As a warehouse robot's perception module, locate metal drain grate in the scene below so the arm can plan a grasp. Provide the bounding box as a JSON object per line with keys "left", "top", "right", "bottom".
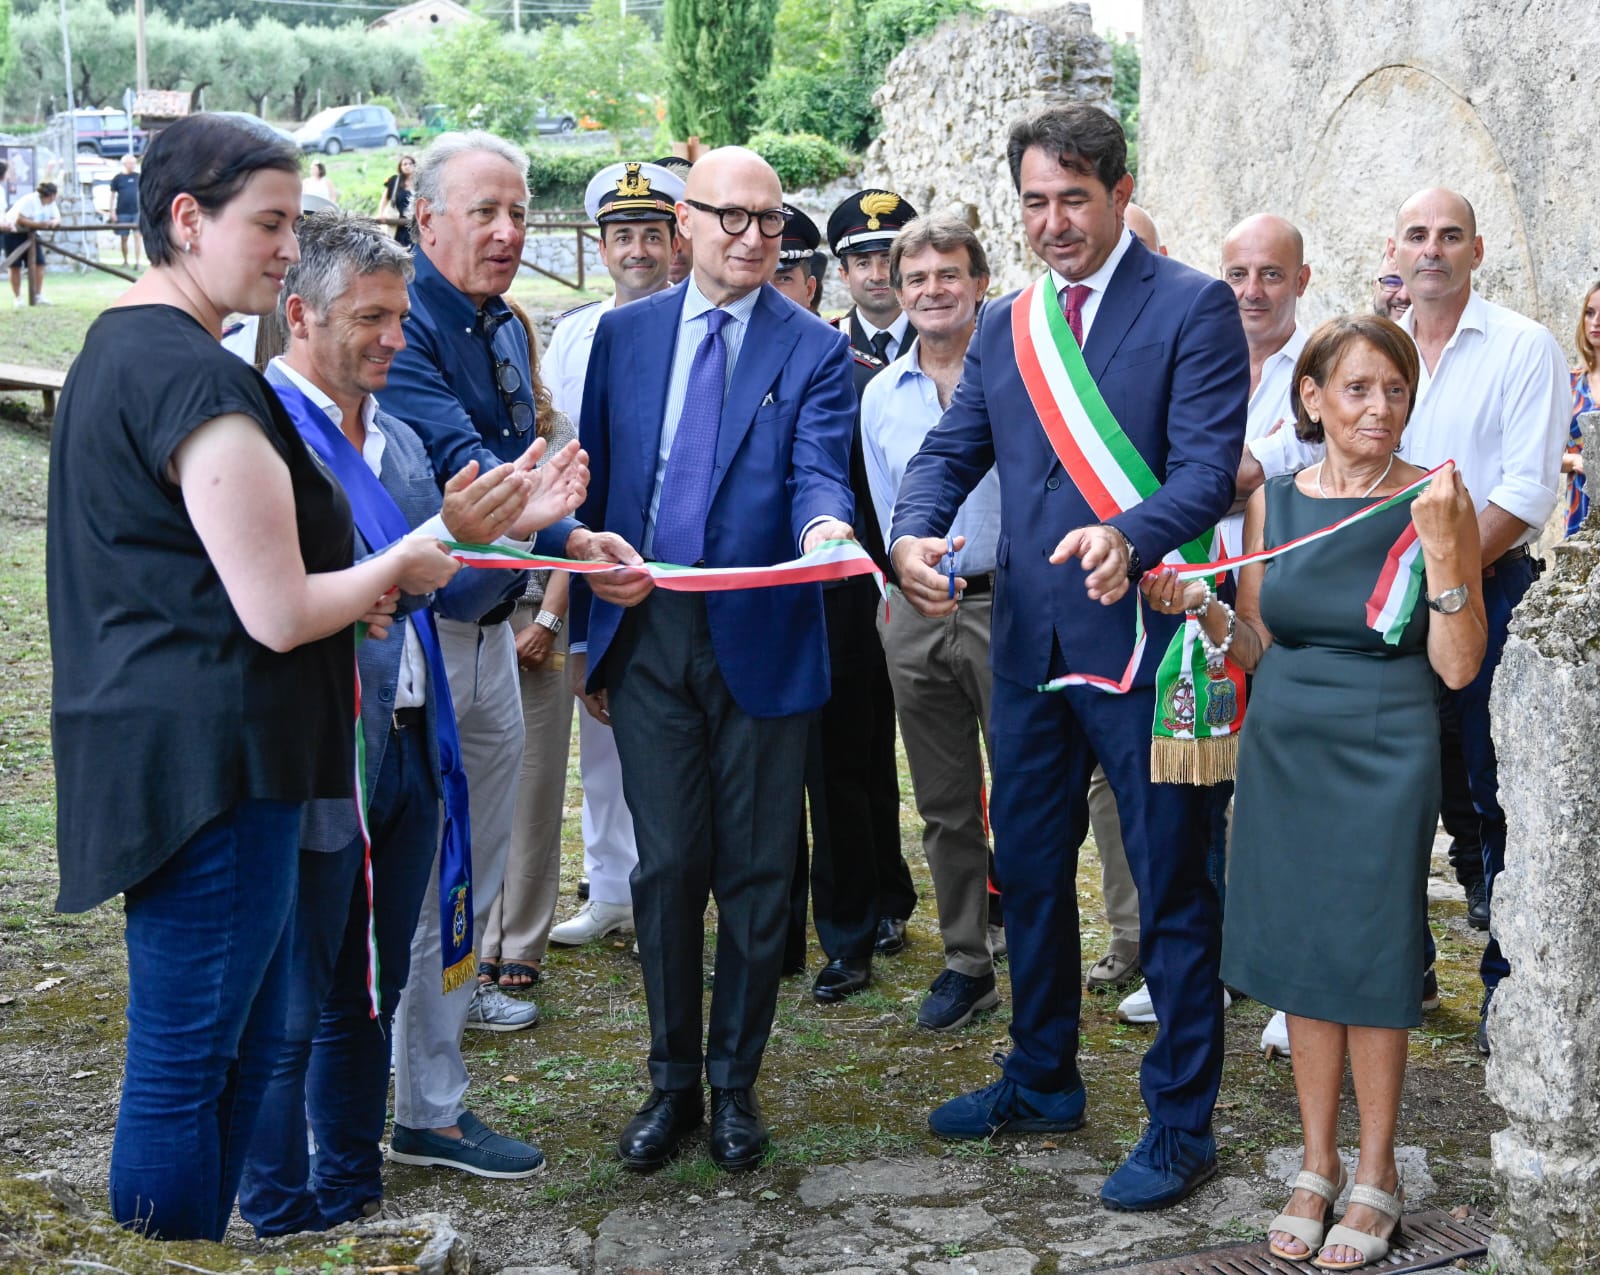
{"left": 1079, "top": 1207, "right": 1492, "bottom": 1274}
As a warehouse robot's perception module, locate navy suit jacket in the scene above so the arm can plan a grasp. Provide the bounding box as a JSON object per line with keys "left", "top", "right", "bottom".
{"left": 572, "top": 282, "right": 856, "bottom": 719}
{"left": 890, "top": 237, "right": 1249, "bottom": 689}
{"left": 271, "top": 368, "right": 524, "bottom": 852}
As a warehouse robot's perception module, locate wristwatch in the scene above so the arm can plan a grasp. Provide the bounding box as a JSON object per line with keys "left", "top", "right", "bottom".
{"left": 534, "top": 609, "right": 565, "bottom": 634}
{"left": 1104, "top": 525, "right": 1142, "bottom": 580}
{"left": 1426, "top": 584, "right": 1469, "bottom": 615}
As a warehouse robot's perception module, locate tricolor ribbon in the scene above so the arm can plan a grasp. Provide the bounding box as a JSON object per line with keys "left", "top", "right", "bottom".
{"left": 448, "top": 537, "right": 886, "bottom": 597}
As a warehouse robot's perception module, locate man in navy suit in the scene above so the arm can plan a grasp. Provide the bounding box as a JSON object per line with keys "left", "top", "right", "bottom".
{"left": 570, "top": 147, "right": 857, "bottom": 1172}
{"left": 238, "top": 215, "right": 589, "bottom": 1232}
{"left": 889, "top": 104, "right": 1248, "bottom": 1210}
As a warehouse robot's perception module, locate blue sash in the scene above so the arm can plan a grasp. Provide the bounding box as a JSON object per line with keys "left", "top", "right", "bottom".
{"left": 275, "top": 379, "right": 478, "bottom": 996}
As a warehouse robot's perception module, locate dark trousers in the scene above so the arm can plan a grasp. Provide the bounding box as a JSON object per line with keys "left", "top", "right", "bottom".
{"left": 610, "top": 591, "right": 810, "bottom": 1091}
{"left": 790, "top": 580, "right": 912, "bottom": 963}
{"left": 1441, "top": 553, "right": 1536, "bottom": 993}
{"left": 239, "top": 723, "right": 439, "bottom": 1236}
{"left": 110, "top": 799, "right": 301, "bottom": 1241}
{"left": 988, "top": 668, "right": 1223, "bottom": 1134}
{"left": 1438, "top": 698, "right": 1485, "bottom": 887}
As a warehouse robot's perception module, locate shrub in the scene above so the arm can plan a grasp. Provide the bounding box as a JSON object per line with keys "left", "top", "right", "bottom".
{"left": 525, "top": 147, "right": 619, "bottom": 210}
{"left": 747, "top": 131, "right": 853, "bottom": 191}
{"left": 753, "top": 66, "right": 874, "bottom": 151}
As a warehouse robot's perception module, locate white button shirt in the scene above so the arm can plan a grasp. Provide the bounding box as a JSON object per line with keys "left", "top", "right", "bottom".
{"left": 1397, "top": 291, "right": 1569, "bottom": 544}
{"left": 542, "top": 297, "right": 616, "bottom": 422}
{"left": 1048, "top": 225, "right": 1136, "bottom": 344}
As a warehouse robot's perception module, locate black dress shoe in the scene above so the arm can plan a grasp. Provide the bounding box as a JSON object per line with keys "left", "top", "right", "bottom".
{"left": 1466, "top": 877, "right": 1490, "bottom": 930}
{"left": 811, "top": 955, "right": 871, "bottom": 1003}
{"left": 874, "top": 916, "right": 908, "bottom": 955}
{"left": 617, "top": 1087, "right": 703, "bottom": 1171}
{"left": 708, "top": 1087, "right": 769, "bottom": 1171}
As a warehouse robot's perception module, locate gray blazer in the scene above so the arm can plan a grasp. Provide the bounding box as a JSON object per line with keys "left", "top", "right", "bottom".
{"left": 264, "top": 364, "right": 525, "bottom": 852}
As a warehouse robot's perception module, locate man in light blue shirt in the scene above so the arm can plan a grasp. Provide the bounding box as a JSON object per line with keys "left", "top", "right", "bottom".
{"left": 861, "top": 213, "right": 1004, "bottom": 1033}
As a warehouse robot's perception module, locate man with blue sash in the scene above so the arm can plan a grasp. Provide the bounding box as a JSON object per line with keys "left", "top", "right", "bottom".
{"left": 239, "top": 215, "right": 588, "bottom": 1232}
{"left": 888, "top": 105, "right": 1248, "bottom": 1211}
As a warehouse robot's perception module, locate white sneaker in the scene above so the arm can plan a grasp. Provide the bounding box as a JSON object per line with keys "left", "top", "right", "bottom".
{"left": 34, "top": 294, "right": 51, "bottom": 306}
{"left": 1115, "top": 982, "right": 1231, "bottom": 1025}
{"left": 548, "top": 899, "right": 634, "bottom": 947}
{"left": 1261, "top": 1009, "right": 1291, "bottom": 1058}
{"left": 465, "top": 983, "right": 539, "bottom": 1032}
{"left": 11, "top": 296, "right": 22, "bottom": 309}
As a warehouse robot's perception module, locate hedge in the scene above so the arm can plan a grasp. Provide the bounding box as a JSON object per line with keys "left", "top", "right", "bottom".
{"left": 747, "top": 131, "right": 854, "bottom": 192}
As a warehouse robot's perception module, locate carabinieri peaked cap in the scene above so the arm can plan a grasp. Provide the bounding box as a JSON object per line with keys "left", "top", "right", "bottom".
{"left": 778, "top": 204, "right": 821, "bottom": 264}
{"left": 584, "top": 161, "right": 685, "bottom": 226}
{"left": 827, "top": 188, "right": 919, "bottom": 257}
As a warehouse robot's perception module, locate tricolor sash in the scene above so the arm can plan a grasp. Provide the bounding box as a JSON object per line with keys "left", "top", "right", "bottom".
{"left": 276, "top": 382, "right": 479, "bottom": 1002}
{"left": 1011, "top": 274, "right": 1243, "bottom": 784}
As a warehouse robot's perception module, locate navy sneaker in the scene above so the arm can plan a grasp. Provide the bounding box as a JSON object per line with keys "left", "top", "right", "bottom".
{"left": 1100, "top": 1122, "right": 1217, "bottom": 1211}
{"left": 917, "top": 968, "right": 1000, "bottom": 1032}
{"left": 387, "top": 1109, "right": 545, "bottom": 1179}
{"left": 929, "top": 1074, "right": 1087, "bottom": 1140}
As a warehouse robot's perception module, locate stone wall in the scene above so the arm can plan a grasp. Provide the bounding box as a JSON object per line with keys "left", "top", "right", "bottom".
{"left": 863, "top": 3, "right": 1115, "bottom": 294}
{"left": 1140, "top": 0, "right": 1600, "bottom": 335}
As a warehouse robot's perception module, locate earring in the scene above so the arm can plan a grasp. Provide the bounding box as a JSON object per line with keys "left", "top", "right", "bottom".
{"left": 1309, "top": 413, "right": 1319, "bottom": 424}
{"left": 185, "top": 240, "right": 194, "bottom": 254}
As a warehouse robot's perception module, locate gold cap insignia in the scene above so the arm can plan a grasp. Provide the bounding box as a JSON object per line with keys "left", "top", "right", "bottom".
{"left": 616, "top": 163, "right": 652, "bottom": 199}
{"left": 860, "top": 191, "right": 901, "bottom": 231}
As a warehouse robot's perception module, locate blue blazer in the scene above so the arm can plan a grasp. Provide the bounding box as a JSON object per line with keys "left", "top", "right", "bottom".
{"left": 572, "top": 283, "right": 856, "bottom": 719}
{"left": 890, "top": 237, "right": 1249, "bottom": 689}
{"left": 270, "top": 367, "right": 524, "bottom": 852}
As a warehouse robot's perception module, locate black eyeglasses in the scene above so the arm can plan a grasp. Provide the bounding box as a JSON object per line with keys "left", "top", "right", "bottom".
{"left": 480, "top": 309, "right": 535, "bottom": 435}
{"left": 684, "top": 198, "right": 787, "bottom": 239}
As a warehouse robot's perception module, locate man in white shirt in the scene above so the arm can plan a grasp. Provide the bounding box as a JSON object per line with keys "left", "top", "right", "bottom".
{"left": 541, "top": 160, "right": 684, "bottom": 948}
{"left": 6, "top": 180, "right": 61, "bottom": 307}
{"left": 1389, "top": 186, "right": 1569, "bottom": 1054}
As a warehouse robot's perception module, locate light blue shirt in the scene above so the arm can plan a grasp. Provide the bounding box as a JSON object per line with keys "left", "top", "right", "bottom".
{"left": 863, "top": 337, "right": 1002, "bottom": 575}
{"left": 643, "top": 277, "right": 762, "bottom": 556}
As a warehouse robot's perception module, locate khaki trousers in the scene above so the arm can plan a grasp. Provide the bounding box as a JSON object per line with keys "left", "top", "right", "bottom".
{"left": 1089, "top": 765, "right": 1139, "bottom": 958}
{"left": 877, "top": 593, "right": 994, "bottom": 978}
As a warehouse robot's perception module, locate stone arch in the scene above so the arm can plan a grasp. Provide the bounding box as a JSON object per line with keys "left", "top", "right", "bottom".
{"left": 1291, "top": 62, "right": 1538, "bottom": 325}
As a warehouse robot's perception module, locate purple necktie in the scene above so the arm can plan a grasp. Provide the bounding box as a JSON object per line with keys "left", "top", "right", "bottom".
{"left": 653, "top": 308, "right": 732, "bottom": 566}
{"left": 1061, "top": 284, "right": 1090, "bottom": 346}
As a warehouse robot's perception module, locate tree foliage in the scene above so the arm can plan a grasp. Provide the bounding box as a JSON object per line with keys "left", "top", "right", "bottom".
{"left": 420, "top": 18, "right": 542, "bottom": 140}
{"left": 1109, "top": 30, "right": 1140, "bottom": 179}
{"left": 663, "top": 0, "right": 778, "bottom": 148}
{"left": 531, "top": 0, "right": 664, "bottom": 153}
{"left": 0, "top": 0, "right": 13, "bottom": 98}
{"left": 756, "top": 0, "right": 977, "bottom": 150}
{"left": 2, "top": 0, "right": 426, "bottom": 122}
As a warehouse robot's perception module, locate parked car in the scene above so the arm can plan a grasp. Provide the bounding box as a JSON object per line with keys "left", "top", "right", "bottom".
{"left": 213, "top": 110, "right": 297, "bottom": 145}
{"left": 535, "top": 107, "right": 577, "bottom": 135}
{"left": 294, "top": 104, "right": 400, "bottom": 155}
{"left": 56, "top": 108, "right": 148, "bottom": 158}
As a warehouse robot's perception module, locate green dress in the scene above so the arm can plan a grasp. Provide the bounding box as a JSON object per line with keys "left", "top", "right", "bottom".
{"left": 1222, "top": 475, "right": 1438, "bottom": 1029}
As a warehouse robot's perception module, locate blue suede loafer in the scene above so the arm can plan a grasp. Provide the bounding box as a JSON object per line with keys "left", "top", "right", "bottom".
{"left": 387, "top": 1109, "right": 545, "bottom": 1179}
{"left": 928, "top": 1075, "right": 1087, "bottom": 1140}
{"left": 1100, "top": 1122, "right": 1217, "bottom": 1211}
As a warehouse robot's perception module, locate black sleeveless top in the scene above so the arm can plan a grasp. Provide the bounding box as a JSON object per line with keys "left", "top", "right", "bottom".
{"left": 48, "top": 304, "right": 354, "bottom": 911}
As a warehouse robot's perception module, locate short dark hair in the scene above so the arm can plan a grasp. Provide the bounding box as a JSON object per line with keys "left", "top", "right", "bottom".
{"left": 888, "top": 213, "right": 991, "bottom": 289}
{"left": 1291, "top": 315, "right": 1421, "bottom": 444}
{"left": 139, "top": 113, "right": 301, "bottom": 267}
{"left": 1006, "top": 104, "right": 1127, "bottom": 193}
{"left": 37, "top": 181, "right": 58, "bottom": 199}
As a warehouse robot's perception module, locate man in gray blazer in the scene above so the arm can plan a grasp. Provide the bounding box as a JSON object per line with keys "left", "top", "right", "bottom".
{"left": 238, "top": 215, "right": 588, "bottom": 1234}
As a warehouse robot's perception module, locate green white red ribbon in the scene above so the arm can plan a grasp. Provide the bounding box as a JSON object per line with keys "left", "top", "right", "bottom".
{"left": 1365, "top": 523, "right": 1425, "bottom": 645}
{"left": 447, "top": 536, "right": 885, "bottom": 596}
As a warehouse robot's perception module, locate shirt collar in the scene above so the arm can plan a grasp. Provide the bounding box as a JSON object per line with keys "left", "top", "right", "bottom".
{"left": 680, "top": 274, "right": 762, "bottom": 328}
{"left": 270, "top": 356, "right": 379, "bottom": 435}
{"left": 411, "top": 244, "right": 490, "bottom": 335}
{"left": 1400, "top": 288, "right": 1487, "bottom": 343}
{"left": 1049, "top": 226, "right": 1136, "bottom": 297}
{"left": 892, "top": 336, "right": 926, "bottom": 385}
{"left": 862, "top": 311, "right": 911, "bottom": 346}
{"left": 1262, "top": 323, "right": 1309, "bottom": 374}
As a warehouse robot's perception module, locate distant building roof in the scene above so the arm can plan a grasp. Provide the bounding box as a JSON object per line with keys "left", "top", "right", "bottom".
{"left": 133, "top": 89, "right": 192, "bottom": 121}
{"left": 367, "top": 0, "right": 475, "bottom": 32}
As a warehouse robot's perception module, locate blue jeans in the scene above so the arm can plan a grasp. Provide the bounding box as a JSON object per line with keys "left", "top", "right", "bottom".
{"left": 109, "top": 799, "right": 300, "bottom": 1241}
{"left": 239, "top": 723, "right": 439, "bottom": 1236}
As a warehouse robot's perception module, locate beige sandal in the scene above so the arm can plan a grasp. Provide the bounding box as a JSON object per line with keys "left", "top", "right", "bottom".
{"left": 1268, "top": 1165, "right": 1347, "bottom": 1262}
{"left": 1315, "top": 1182, "right": 1405, "bottom": 1270}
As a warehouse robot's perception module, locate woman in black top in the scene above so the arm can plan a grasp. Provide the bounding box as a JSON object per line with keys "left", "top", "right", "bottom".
{"left": 378, "top": 153, "right": 416, "bottom": 248}
{"left": 47, "top": 113, "right": 461, "bottom": 1243}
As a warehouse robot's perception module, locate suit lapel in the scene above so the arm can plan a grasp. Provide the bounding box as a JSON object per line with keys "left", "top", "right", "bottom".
{"left": 1082, "top": 239, "right": 1156, "bottom": 381}
{"left": 628, "top": 288, "right": 686, "bottom": 487}
{"left": 708, "top": 287, "right": 799, "bottom": 506}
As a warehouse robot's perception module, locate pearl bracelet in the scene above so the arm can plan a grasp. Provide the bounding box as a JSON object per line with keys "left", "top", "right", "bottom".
{"left": 1185, "top": 582, "right": 1214, "bottom": 619}
{"left": 1197, "top": 598, "right": 1236, "bottom": 664}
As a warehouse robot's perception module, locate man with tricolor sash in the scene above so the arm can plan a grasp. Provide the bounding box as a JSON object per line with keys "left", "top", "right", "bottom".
{"left": 888, "top": 103, "right": 1249, "bottom": 1211}
{"left": 240, "top": 214, "right": 587, "bottom": 1227}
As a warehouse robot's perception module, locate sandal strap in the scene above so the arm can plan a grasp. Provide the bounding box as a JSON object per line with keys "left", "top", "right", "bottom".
{"left": 1293, "top": 1168, "right": 1343, "bottom": 1205}
{"left": 1320, "top": 1221, "right": 1392, "bottom": 1267}
{"left": 1269, "top": 1210, "right": 1326, "bottom": 1251}
{"left": 1347, "top": 1182, "right": 1403, "bottom": 1221}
